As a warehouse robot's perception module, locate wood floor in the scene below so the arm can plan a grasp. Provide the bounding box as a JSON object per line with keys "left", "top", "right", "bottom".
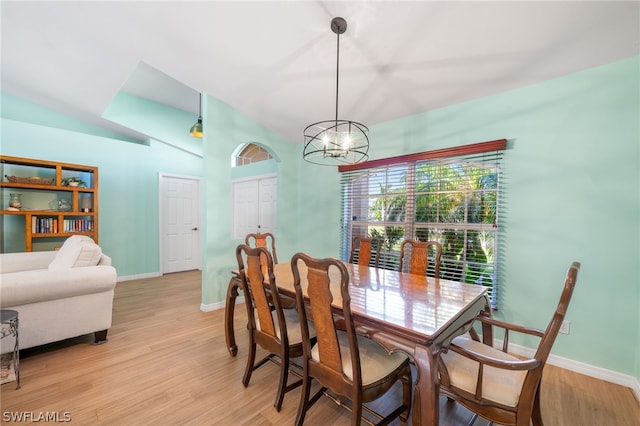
{"left": 2, "top": 270, "right": 638, "bottom": 425}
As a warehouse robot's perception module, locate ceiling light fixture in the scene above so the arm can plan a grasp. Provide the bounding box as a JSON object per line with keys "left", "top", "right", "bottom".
{"left": 303, "top": 17, "right": 369, "bottom": 165}
{"left": 190, "top": 93, "right": 203, "bottom": 138}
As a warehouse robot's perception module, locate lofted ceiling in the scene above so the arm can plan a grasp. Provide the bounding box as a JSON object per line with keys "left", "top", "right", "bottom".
{"left": 1, "top": 1, "right": 638, "bottom": 145}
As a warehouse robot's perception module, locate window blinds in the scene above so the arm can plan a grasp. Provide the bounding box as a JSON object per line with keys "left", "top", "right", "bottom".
{"left": 339, "top": 139, "right": 506, "bottom": 308}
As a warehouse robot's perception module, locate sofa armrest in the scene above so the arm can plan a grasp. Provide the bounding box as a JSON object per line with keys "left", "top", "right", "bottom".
{"left": 0, "top": 251, "right": 57, "bottom": 274}
{"left": 0, "top": 265, "right": 117, "bottom": 308}
{"left": 97, "top": 254, "right": 112, "bottom": 266}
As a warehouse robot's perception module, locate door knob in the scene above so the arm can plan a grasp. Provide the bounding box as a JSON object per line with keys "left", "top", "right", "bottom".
{"left": 192, "top": 227, "right": 198, "bottom": 231}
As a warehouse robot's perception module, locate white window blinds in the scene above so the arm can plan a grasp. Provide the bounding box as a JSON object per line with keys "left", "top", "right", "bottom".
{"left": 339, "top": 139, "right": 506, "bottom": 308}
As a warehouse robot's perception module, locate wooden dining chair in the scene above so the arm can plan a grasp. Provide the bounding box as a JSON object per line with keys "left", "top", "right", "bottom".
{"left": 291, "top": 252, "right": 412, "bottom": 426}
{"left": 245, "top": 231, "right": 297, "bottom": 308}
{"left": 348, "top": 236, "right": 382, "bottom": 268}
{"left": 438, "top": 261, "right": 581, "bottom": 426}
{"left": 398, "top": 239, "right": 442, "bottom": 277}
{"left": 245, "top": 232, "right": 278, "bottom": 263}
{"left": 235, "top": 244, "right": 314, "bottom": 412}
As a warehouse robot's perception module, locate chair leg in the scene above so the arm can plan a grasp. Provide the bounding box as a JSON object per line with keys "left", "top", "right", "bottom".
{"left": 274, "top": 353, "right": 289, "bottom": 411}
{"left": 295, "top": 373, "right": 312, "bottom": 426}
{"left": 532, "top": 385, "right": 544, "bottom": 426}
{"left": 351, "top": 391, "right": 362, "bottom": 426}
{"left": 242, "top": 340, "right": 257, "bottom": 387}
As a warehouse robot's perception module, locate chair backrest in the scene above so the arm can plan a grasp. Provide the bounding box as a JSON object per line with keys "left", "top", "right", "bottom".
{"left": 245, "top": 232, "right": 278, "bottom": 264}
{"left": 496, "top": 261, "right": 581, "bottom": 417}
{"left": 236, "top": 244, "right": 287, "bottom": 347}
{"left": 291, "top": 252, "right": 359, "bottom": 396}
{"left": 348, "top": 236, "right": 382, "bottom": 268}
{"left": 398, "top": 239, "right": 442, "bottom": 277}
{"left": 533, "top": 261, "right": 580, "bottom": 365}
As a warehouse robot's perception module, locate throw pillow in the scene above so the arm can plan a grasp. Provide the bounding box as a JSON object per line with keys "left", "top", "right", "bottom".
{"left": 48, "top": 236, "right": 102, "bottom": 270}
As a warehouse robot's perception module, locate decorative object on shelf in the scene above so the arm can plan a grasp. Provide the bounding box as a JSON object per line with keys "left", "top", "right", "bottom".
{"left": 190, "top": 92, "right": 203, "bottom": 138}
{"left": 81, "top": 196, "right": 92, "bottom": 212}
{"left": 61, "top": 177, "right": 86, "bottom": 187}
{"left": 8, "top": 193, "right": 22, "bottom": 210}
{"left": 56, "top": 198, "right": 72, "bottom": 212}
{"left": 303, "top": 17, "right": 369, "bottom": 166}
{"left": 4, "top": 175, "right": 53, "bottom": 185}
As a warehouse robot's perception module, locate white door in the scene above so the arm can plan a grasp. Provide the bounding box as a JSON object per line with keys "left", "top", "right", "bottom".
{"left": 160, "top": 174, "right": 202, "bottom": 274}
{"left": 258, "top": 177, "right": 277, "bottom": 233}
{"left": 233, "top": 179, "right": 260, "bottom": 238}
{"left": 232, "top": 174, "right": 277, "bottom": 238}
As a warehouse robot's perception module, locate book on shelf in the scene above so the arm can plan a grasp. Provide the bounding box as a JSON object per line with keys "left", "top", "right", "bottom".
{"left": 62, "top": 218, "right": 93, "bottom": 233}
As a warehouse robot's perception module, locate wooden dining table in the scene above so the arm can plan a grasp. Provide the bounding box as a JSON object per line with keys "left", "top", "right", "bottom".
{"left": 224, "top": 262, "right": 489, "bottom": 426}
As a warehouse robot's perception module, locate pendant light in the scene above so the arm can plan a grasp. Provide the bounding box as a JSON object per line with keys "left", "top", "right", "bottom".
{"left": 303, "top": 17, "right": 369, "bottom": 165}
{"left": 190, "top": 93, "right": 203, "bottom": 138}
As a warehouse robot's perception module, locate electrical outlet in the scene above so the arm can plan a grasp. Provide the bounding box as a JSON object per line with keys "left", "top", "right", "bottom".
{"left": 560, "top": 320, "right": 570, "bottom": 334}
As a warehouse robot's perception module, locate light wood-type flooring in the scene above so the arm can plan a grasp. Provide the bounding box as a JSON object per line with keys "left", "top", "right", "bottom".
{"left": 2, "top": 270, "right": 638, "bottom": 425}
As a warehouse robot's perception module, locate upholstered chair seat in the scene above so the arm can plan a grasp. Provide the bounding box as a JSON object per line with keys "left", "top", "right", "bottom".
{"left": 440, "top": 335, "right": 526, "bottom": 407}
{"left": 255, "top": 307, "right": 315, "bottom": 343}
{"left": 311, "top": 331, "right": 409, "bottom": 385}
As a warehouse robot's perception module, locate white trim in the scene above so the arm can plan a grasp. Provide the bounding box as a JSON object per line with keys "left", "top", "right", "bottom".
{"left": 231, "top": 172, "right": 277, "bottom": 184}
{"left": 201, "top": 297, "right": 244, "bottom": 312}
{"left": 117, "top": 272, "right": 162, "bottom": 282}
{"left": 502, "top": 341, "right": 640, "bottom": 401}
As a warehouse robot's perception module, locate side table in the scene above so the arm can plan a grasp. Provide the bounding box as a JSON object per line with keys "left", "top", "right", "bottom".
{"left": 1, "top": 309, "right": 20, "bottom": 389}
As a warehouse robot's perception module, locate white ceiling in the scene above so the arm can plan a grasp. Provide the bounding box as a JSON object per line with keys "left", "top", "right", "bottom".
{"left": 2, "top": 1, "right": 638, "bottom": 144}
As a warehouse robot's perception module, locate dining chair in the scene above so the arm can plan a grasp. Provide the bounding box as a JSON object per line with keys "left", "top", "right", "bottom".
{"left": 438, "top": 261, "right": 581, "bottom": 426}
{"left": 348, "top": 236, "right": 382, "bottom": 268}
{"left": 398, "top": 239, "right": 443, "bottom": 277}
{"left": 291, "top": 252, "right": 412, "bottom": 426}
{"left": 244, "top": 231, "right": 298, "bottom": 308}
{"left": 235, "top": 244, "right": 314, "bottom": 411}
{"left": 245, "top": 232, "right": 278, "bottom": 263}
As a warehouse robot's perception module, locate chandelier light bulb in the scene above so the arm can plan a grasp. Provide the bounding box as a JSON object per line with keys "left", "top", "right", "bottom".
{"left": 342, "top": 134, "right": 351, "bottom": 151}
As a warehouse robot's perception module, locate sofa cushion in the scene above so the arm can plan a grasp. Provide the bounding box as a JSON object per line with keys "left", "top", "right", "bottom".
{"left": 48, "top": 236, "right": 103, "bottom": 270}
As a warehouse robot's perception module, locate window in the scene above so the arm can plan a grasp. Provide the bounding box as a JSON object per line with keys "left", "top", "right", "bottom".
{"left": 340, "top": 140, "right": 506, "bottom": 307}
{"left": 234, "top": 143, "right": 273, "bottom": 167}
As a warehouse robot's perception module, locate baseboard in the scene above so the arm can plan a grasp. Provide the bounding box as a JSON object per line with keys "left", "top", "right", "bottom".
{"left": 117, "top": 272, "right": 162, "bottom": 282}
{"left": 200, "top": 297, "right": 244, "bottom": 312}
{"left": 507, "top": 342, "right": 640, "bottom": 401}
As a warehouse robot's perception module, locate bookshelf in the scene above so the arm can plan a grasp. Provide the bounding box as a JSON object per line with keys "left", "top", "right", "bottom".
{"left": 0, "top": 156, "right": 98, "bottom": 252}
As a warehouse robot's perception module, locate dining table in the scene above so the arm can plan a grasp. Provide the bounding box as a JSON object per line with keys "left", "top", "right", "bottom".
{"left": 224, "top": 261, "right": 489, "bottom": 426}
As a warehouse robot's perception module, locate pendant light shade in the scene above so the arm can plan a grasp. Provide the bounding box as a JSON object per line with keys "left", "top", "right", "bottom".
{"left": 303, "top": 17, "right": 369, "bottom": 166}
{"left": 190, "top": 93, "right": 203, "bottom": 138}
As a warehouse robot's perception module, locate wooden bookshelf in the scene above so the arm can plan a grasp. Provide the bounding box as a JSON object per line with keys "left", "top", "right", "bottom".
{"left": 0, "top": 156, "right": 98, "bottom": 252}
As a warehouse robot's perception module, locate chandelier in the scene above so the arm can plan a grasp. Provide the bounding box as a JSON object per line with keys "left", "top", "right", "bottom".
{"left": 303, "top": 17, "right": 369, "bottom": 166}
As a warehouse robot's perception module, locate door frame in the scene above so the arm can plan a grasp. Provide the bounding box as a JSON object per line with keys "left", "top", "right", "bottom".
{"left": 159, "top": 172, "right": 203, "bottom": 275}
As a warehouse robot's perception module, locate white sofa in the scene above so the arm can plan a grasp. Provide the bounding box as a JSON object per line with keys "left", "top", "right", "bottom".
{"left": 0, "top": 236, "right": 117, "bottom": 351}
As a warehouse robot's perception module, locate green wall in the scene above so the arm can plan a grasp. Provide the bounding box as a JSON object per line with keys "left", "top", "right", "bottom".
{"left": 365, "top": 56, "right": 640, "bottom": 377}
{"left": 1, "top": 56, "right": 638, "bottom": 382}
